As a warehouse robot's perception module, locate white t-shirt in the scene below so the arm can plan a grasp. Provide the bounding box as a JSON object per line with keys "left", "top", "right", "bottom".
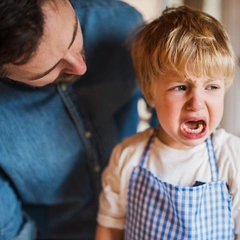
{"left": 97, "top": 128, "right": 240, "bottom": 238}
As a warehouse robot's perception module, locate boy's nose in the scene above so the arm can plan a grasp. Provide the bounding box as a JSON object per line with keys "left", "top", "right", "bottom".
{"left": 185, "top": 91, "right": 205, "bottom": 111}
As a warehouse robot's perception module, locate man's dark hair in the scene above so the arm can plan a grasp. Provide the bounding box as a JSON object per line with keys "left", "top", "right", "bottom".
{"left": 0, "top": 0, "right": 46, "bottom": 77}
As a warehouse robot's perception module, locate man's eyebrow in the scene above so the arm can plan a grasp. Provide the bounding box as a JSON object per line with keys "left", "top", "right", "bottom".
{"left": 68, "top": 14, "right": 78, "bottom": 49}
{"left": 29, "top": 14, "right": 79, "bottom": 81}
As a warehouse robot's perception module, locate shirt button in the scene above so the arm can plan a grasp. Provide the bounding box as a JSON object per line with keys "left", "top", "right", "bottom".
{"left": 94, "top": 165, "right": 101, "bottom": 173}
{"left": 61, "top": 84, "right": 67, "bottom": 91}
{"left": 85, "top": 131, "right": 92, "bottom": 138}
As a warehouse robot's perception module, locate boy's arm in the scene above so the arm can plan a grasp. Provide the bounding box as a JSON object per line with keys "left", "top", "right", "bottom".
{"left": 95, "top": 224, "right": 124, "bottom": 240}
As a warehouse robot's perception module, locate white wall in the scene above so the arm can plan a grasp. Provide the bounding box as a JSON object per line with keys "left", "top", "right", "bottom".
{"left": 221, "top": 0, "right": 240, "bottom": 136}
{"left": 120, "top": 0, "right": 163, "bottom": 21}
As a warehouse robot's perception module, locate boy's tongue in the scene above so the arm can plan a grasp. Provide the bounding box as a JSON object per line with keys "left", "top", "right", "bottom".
{"left": 185, "top": 121, "right": 199, "bottom": 129}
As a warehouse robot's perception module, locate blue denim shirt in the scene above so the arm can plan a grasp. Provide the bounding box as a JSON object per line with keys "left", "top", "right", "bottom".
{"left": 0, "top": 0, "right": 144, "bottom": 239}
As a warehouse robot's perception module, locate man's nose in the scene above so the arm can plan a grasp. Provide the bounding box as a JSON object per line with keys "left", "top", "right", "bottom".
{"left": 63, "top": 52, "right": 87, "bottom": 75}
{"left": 185, "top": 90, "right": 205, "bottom": 111}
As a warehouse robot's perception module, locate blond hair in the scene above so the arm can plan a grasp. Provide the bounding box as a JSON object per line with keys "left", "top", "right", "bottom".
{"left": 131, "top": 6, "right": 235, "bottom": 105}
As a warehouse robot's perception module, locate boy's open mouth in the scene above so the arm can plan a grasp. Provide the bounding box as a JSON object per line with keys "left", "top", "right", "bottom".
{"left": 182, "top": 120, "right": 205, "bottom": 134}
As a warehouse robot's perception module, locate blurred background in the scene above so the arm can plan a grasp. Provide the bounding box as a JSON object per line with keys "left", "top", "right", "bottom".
{"left": 121, "top": 0, "right": 240, "bottom": 136}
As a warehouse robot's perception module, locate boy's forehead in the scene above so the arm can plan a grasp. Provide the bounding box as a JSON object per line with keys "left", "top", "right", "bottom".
{"left": 161, "top": 70, "right": 223, "bottom": 83}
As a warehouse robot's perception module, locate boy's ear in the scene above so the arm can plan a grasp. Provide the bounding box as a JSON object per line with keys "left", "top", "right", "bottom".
{"left": 148, "top": 82, "right": 156, "bottom": 107}
{"left": 148, "top": 98, "right": 155, "bottom": 108}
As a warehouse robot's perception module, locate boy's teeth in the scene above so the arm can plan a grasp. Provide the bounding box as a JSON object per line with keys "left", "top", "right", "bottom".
{"left": 183, "top": 122, "right": 204, "bottom": 134}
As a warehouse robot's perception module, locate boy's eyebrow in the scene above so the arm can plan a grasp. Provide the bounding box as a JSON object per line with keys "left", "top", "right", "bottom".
{"left": 29, "top": 14, "right": 79, "bottom": 81}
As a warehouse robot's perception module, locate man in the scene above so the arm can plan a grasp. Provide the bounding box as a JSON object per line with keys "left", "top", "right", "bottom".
{"left": 0, "top": 0, "right": 143, "bottom": 239}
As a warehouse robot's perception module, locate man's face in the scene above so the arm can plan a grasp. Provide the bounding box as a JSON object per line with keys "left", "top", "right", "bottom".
{"left": 4, "top": 0, "right": 87, "bottom": 87}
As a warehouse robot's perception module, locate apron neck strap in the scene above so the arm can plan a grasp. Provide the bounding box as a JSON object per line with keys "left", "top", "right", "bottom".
{"left": 140, "top": 129, "right": 219, "bottom": 182}
{"left": 206, "top": 135, "right": 219, "bottom": 181}
{"left": 139, "top": 127, "right": 158, "bottom": 167}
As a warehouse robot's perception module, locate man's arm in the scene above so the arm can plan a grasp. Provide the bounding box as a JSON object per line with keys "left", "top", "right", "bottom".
{"left": 0, "top": 175, "right": 36, "bottom": 239}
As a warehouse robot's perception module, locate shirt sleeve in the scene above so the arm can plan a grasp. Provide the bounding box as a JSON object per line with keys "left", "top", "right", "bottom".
{"left": 232, "top": 169, "right": 240, "bottom": 239}
{"left": 97, "top": 144, "right": 127, "bottom": 229}
{"left": 215, "top": 130, "right": 240, "bottom": 239}
{"left": 227, "top": 138, "right": 240, "bottom": 239}
{"left": 13, "top": 214, "right": 36, "bottom": 240}
{"left": 96, "top": 129, "right": 157, "bottom": 230}
{"left": 0, "top": 175, "right": 36, "bottom": 239}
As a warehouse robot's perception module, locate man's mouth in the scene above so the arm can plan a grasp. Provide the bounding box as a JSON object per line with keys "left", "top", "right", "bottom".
{"left": 182, "top": 120, "right": 205, "bottom": 134}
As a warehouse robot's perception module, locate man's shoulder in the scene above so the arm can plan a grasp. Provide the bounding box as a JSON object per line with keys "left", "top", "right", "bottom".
{"left": 71, "top": 0, "right": 142, "bottom": 14}
{"left": 72, "top": 0, "right": 143, "bottom": 27}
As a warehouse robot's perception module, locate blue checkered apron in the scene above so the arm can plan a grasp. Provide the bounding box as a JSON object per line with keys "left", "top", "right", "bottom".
{"left": 125, "top": 129, "right": 234, "bottom": 239}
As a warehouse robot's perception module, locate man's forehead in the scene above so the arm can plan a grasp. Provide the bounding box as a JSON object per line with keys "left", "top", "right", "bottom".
{"left": 42, "top": 0, "right": 69, "bottom": 9}
{"left": 5, "top": 0, "right": 78, "bottom": 81}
